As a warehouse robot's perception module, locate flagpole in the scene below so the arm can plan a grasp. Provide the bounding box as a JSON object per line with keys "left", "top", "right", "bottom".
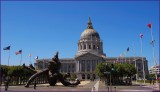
{"left": 129, "top": 51, "right": 130, "bottom": 64}
{"left": 125, "top": 52, "right": 126, "bottom": 63}
{"left": 127, "top": 47, "right": 130, "bottom": 64}
{"left": 20, "top": 52, "right": 22, "bottom": 65}
{"left": 29, "top": 56, "right": 32, "bottom": 64}
{"left": 133, "top": 42, "right": 138, "bottom": 83}
{"left": 8, "top": 47, "right": 10, "bottom": 66}
{"left": 29, "top": 54, "right": 32, "bottom": 64}
{"left": 140, "top": 36, "right": 145, "bottom": 84}
{"left": 150, "top": 25, "right": 158, "bottom": 86}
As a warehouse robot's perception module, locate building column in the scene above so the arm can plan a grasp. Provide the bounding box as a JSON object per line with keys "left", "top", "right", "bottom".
{"left": 67, "top": 64, "right": 68, "bottom": 73}
{"left": 77, "top": 61, "right": 79, "bottom": 72}
{"left": 90, "top": 60, "right": 92, "bottom": 72}
{"left": 78, "top": 43, "right": 80, "bottom": 50}
{"left": 85, "top": 74, "right": 87, "bottom": 80}
{"left": 79, "top": 61, "right": 81, "bottom": 72}
{"left": 92, "top": 60, "right": 94, "bottom": 71}
{"left": 85, "top": 61, "right": 87, "bottom": 72}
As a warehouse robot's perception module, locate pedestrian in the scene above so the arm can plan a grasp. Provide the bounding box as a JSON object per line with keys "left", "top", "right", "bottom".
{"left": 34, "top": 80, "right": 37, "bottom": 89}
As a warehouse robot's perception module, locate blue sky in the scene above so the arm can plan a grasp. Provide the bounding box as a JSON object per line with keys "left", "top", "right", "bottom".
{"left": 1, "top": 1, "right": 159, "bottom": 69}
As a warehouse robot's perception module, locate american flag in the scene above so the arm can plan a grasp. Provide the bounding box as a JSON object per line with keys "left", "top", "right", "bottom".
{"left": 15, "top": 50, "right": 22, "bottom": 55}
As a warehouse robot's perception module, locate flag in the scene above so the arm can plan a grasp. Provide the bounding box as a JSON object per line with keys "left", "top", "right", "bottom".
{"left": 127, "top": 47, "right": 129, "bottom": 52}
{"left": 35, "top": 56, "right": 38, "bottom": 60}
{"left": 3, "top": 46, "right": 10, "bottom": 50}
{"left": 15, "top": 50, "right": 22, "bottom": 55}
{"left": 140, "top": 34, "right": 143, "bottom": 38}
{"left": 147, "top": 23, "right": 152, "bottom": 28}
{"left": 28, "top": 54, "right": 31, "bottom": 57}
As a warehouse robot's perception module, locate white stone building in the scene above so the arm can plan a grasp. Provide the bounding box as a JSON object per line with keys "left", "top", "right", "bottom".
{"left": 149, "top": 66, "right": 160, "bottom": 74}
{"left": 34, "top": 18, "right": 149, "bottom": 80}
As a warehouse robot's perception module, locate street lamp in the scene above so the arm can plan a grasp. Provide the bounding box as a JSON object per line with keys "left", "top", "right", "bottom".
{"left": 104, "top": 71, "right": 111, "bottom": 91}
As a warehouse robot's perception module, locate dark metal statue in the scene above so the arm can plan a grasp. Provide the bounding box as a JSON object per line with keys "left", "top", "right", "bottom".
{"left": 23, "top": 52, "right": 80, "bottom": 87}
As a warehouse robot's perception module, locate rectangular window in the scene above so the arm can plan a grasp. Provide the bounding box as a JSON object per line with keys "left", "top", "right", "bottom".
{"left": 93, "top": 45, "right": 95, "bottom": 49}
{"left": 89, "top": 45, "right": 91, "bottom": 49}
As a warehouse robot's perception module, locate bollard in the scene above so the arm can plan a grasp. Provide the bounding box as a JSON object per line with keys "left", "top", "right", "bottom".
{"left": 114, "top": 87, "right": 116, "bottom": 92}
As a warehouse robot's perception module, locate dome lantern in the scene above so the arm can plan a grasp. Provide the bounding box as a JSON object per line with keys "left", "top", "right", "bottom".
{"left": 87, "top": 17, "right": 93, "bottom": 29}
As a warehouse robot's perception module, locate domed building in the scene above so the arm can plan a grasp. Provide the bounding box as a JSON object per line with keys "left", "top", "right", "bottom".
{"left": 76, "top": 17, "right": 106, "bottom": 57}
{"left": 75, "top": 17, "right": 106, "bottom": 79}
{"left": 34, "top": 17, "right": 149, "bottom": 80}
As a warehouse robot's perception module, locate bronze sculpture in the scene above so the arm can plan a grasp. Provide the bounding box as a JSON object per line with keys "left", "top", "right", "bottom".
{"left": 23, "top": 52, "right": 80, "bottom": 87}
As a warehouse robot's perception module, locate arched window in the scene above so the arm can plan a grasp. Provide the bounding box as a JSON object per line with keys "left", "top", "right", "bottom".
{"left": 84, "top": 44, "right": 86, "bottom": 49}
{"left": 82, "top": 74, "right": 85, "bottom": 79}
{"left": 87, "top": 74, "right": 90, "bottom": 79}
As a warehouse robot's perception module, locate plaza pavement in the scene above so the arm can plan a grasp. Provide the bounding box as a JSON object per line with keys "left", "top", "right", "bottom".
{"left": 1, "top": 80, "right": 160, "bottom": 92}
{"left": 98, "top": 80, "right": 160, "bottom": 92}
{"left": 0, "top": 80, "right": 97, "bottom": 92}
{"left": 132, "top": 81, "right": 160, "bottom": 90}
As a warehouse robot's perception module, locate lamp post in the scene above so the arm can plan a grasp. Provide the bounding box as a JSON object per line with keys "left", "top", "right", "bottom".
{"left": 104, "top": 71, "right": 111, "bottom": 92}
{"left": 104, "top": 63, "right": 115, "bottom": 92}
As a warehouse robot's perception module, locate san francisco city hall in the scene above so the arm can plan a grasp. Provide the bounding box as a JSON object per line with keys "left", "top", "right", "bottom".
{"left": 34, "top": 18, "right": 149, "bottom": 80}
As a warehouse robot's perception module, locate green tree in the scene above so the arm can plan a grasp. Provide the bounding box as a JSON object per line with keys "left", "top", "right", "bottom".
{"left": 95, "top": 62, "right": 106, "bottom": 79}
{"left": 96, "top": 62, "right": 137, "bottom": 85}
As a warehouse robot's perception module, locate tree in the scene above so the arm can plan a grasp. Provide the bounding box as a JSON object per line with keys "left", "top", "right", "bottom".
{"left": 95, "top": 62, "right": 106, "bottom": 79}
{"left": 122, "top": 63, "right": 136, "bottom": 84}
{"left": 96, "top": 62, "right": 137, "bottom": 85}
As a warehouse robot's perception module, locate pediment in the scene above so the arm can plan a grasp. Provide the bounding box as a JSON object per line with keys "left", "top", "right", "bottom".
{"left": 75, "top": 52, "right": 102, "bottom": 59}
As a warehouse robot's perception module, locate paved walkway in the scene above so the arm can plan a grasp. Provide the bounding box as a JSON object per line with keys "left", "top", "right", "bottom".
{"left": 98, "top": 80, "right": 160, "bottom": 92}
{"left": 132, "top": 81, "right": 160, "bottom": 90}
{"left": 91, "top": 79, "right": 100, "bottom": 91}
{"left": 3, "top": 80, "right": 159, "bottom": 92}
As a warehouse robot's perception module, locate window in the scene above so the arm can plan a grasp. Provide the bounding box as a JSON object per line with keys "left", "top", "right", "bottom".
{"left": 68, "top": 65, "right": 70, "bottom": 68}
{"left": 72, "top": 65, "right": 74, "bottom": 68}
{"left": 84, "top": 44, "right": 86, "bottom": 49}
{"left": 93, "top": 45, "right": 95, "bottom": 49}
{"left": 89, "top": 45, "right": 91, "bottom": 49}
{"left": 80, "top": 45, "right": 82, "bottom": 50}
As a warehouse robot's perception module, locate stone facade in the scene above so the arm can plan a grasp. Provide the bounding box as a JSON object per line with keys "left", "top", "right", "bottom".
{"left": 34, "top": 17, "right": 149, "bottom": 80}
